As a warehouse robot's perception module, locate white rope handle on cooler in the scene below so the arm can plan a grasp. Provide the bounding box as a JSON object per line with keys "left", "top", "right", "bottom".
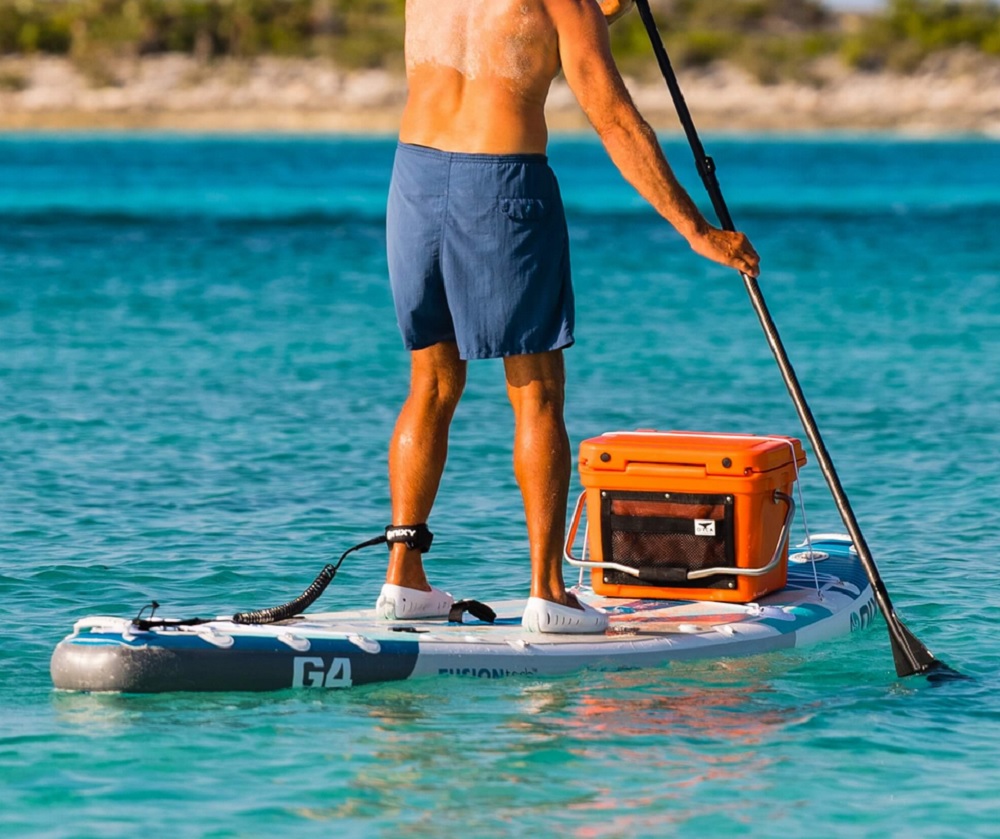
{"left": 761, "top": 435, "right": 822, "bottom": 599}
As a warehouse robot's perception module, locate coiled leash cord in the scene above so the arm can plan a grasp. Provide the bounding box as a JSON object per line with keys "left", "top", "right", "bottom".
{"left": 230, "top": 524, "right": 434, "bottom": 624}
{"left": 133, "top": 524, "right": 434, "bottom": 630}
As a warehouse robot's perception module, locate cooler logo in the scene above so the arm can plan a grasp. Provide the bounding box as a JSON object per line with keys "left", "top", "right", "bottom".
{"left": 292, "top": 656, "right": 353, "bottom": 688}
{"left": 694, "top": 519, "right": 716, "bottom": 536}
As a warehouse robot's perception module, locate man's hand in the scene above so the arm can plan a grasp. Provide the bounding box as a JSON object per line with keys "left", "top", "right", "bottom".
{"left": 689, "top": 228, "right": 761, "bottom": 278}
{"left": 597, "top": 0, "right": 635, "bottom": 24}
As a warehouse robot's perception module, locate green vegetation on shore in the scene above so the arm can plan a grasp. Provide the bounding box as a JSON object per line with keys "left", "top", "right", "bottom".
{"left": 0, "top": 0, "right": 407, "bottom": 71}
{"left": 0, "top": 0, "right": 998, "bottom": 82}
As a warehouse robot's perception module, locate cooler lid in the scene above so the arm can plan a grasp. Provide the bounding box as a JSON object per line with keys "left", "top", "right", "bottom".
{"left": 579, "top": 430, "right": 806, "bottom": 477}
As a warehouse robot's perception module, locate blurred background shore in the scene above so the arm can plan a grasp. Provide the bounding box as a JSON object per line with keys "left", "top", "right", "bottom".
{"left": 1, "top": 0, "right": 999, "bottom": 134}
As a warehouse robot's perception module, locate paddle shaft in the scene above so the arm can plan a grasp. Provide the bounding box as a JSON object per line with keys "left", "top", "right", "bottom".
{"left": 632, "top": 0, "right": 941, "bottom": 678}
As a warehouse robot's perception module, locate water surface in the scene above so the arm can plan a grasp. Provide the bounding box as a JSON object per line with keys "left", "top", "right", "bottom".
{"left": 1, "top": 135, "right": 999, "bottom": 838}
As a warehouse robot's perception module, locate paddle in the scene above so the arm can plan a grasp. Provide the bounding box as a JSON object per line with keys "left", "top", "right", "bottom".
{"left": 631, "top": 0, "right": 962, "bottom": 681}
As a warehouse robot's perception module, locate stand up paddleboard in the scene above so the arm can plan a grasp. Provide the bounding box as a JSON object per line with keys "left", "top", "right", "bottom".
{"left": 51, "top": 536, "right": 875, "bottom": 693}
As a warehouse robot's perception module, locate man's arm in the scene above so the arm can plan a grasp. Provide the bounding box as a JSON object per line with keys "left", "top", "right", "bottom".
{"left": 548, "top": 0, "right": 760, "bottom": 277}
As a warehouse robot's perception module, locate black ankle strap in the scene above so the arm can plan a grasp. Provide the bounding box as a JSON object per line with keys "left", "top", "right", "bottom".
{"left": 448, "top": 600, "right": 497, "bottom": 624}
{"left": 385, "top": 523, "right": 434, "bottom": 553}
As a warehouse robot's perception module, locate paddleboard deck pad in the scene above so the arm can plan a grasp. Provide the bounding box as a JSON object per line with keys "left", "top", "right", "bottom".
{"left": 51, "top": 537, "right": 876, "bottom": 693}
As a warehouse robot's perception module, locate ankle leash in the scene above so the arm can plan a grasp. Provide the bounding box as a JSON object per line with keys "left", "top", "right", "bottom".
{"left": 131, "top": 524, "right": 439, "bottom": 629}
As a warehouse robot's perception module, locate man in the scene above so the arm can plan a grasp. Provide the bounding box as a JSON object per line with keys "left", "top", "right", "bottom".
{"left": 377, "top": 0, "right": 760, "bottom": 632}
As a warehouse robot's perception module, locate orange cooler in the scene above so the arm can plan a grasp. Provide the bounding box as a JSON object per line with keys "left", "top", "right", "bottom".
{"left": 577, "top": 431, "right": 806, "bottom": 603}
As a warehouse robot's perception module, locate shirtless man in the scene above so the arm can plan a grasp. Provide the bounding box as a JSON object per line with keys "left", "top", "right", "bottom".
{"left": 377, "top": 0, "right": 760, "bottom": 632}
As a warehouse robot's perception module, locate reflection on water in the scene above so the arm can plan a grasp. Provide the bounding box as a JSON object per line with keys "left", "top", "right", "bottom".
{"left": 531, "top": 670, "right": 801, "bottom": 752}
{"left": 277, "top": 662, "right": 818, "bottom": 832}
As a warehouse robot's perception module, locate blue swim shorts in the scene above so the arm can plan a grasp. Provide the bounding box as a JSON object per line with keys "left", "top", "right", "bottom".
{"left": 386, "top": 142, "right": 574, "bottom": 360}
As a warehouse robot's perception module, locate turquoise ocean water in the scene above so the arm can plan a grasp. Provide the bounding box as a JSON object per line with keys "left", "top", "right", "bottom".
{"left": 2, "top": 134, "right": 999, "bottom": 837}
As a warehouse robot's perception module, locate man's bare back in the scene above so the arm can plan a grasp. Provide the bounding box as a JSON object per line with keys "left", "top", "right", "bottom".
{"left": 400, "top": 0, "right": 560, "bottom": 154}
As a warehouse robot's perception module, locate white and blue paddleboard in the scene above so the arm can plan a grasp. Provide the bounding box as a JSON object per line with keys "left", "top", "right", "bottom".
{"left": 51, "top": 537, "right": 876, "bottom": 693}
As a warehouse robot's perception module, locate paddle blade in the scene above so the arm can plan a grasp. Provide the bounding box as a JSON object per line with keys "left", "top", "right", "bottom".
{"left": 925, "top": 660, "right": 972, "bottom": 683}
{"left": 888, "top": 617, "right": 965, "bottom": 681}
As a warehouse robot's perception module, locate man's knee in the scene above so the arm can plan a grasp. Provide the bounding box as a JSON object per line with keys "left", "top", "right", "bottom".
{"left": 409, "top": 343, "right": 467, "bottom": 413}
{"left": 504, "top": 350, "right": 566, "bottom": 414}
{"left": 410, "top": 371, "right": 465, "bottom": 413}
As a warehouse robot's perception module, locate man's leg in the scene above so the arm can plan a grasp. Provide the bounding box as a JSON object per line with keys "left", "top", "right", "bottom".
{"left": 386, "top": 341, "right": 466, "bottom": 590}
{"left": 503, "top": 349, "right": 573, "bottom": 604}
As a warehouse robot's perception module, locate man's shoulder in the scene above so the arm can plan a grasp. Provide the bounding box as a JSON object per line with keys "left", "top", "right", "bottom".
{"left": 540, "top": 0, "right": 606, "bottom": 29}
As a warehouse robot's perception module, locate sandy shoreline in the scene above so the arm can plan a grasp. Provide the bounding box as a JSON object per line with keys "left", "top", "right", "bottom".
{"left": 2, "top": 54, "right": 999, "bottom": 136}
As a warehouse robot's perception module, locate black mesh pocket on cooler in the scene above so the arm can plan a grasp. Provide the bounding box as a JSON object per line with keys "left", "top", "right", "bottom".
{"left": 600, "top": 491, "right": 736, "bottom": 590}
